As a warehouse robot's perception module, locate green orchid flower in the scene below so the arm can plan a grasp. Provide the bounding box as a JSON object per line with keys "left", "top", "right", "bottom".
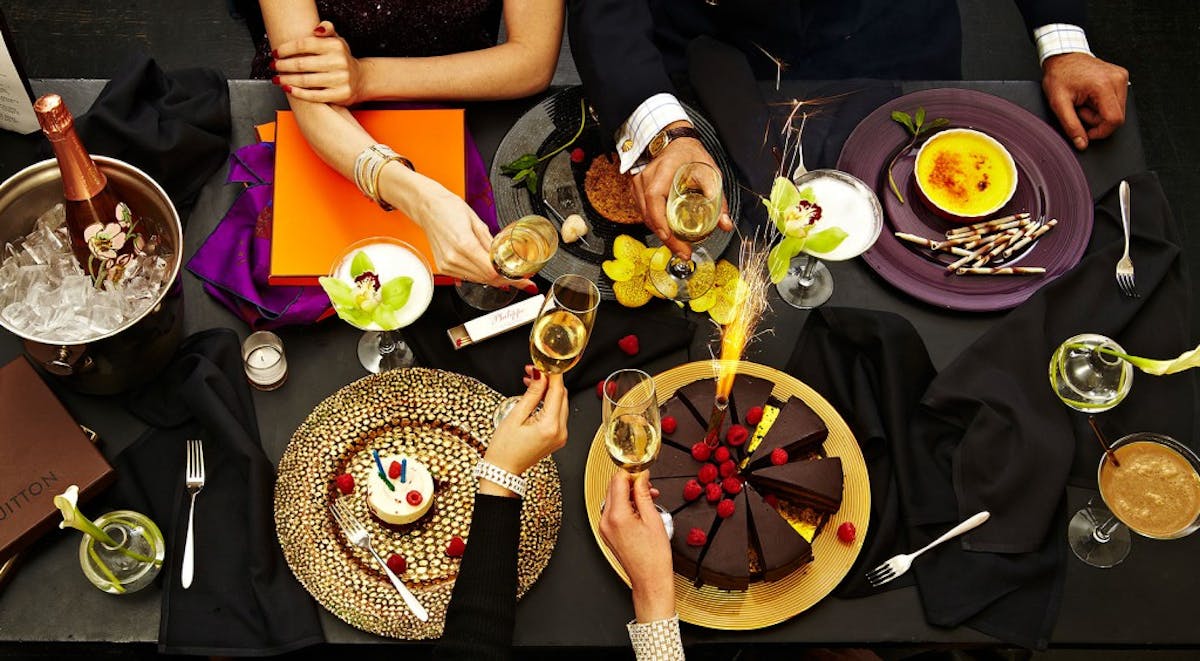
{"left": 319, "top": 250, "right": 413, "bottom": 329}
{"left": 763, "top": 177, "right": 848, "bottom": 283}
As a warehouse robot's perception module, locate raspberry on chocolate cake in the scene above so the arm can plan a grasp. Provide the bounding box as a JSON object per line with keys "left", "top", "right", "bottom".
{"left": 744, "top": 396, "right": 828, "bottom": 470}
{"left": 749, "top": 457, "right": 844, "bottom": 514}
{"left": 652, "top": 476, "right": 704, "bottom": 514}
{"left": 660, "top": 394, "right": 709, "bottom": 451}
{"left": 649, "top": 442, "right": 703, "bottom": 480}
{"left": 670, "top": 498, "right": 719, "bottom": 581}
{"left": 697, "top": 491, "right": 751, "bottom": 590}
{"left": 745, "top": 485, "right": 813, "bottom": 581}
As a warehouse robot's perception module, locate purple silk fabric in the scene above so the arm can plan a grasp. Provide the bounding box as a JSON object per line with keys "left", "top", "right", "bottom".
{"left": 187, "top": 121, "right": 497, "bottom": 330}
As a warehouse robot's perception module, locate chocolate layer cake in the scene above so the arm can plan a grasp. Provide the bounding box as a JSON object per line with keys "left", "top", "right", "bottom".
{"left": 652, "top": 476, "right": 701, "bottom": 514}
{"left": 748, "top": 457, "right": 843, "bottom": 514}
{"left": 665, "top": 375, "right": 776, "bottom": 453}
{"left": 746, "top": 485, "right": 813, "bottom": 581}
{"left": 696, "top": 491, "right": 751, "bottom": 590}
{"left": 744, "top": 396, "right": 828, "bottom": 470}
{"left": 670, "top": 498, "right": 718, "bottom": 581}
{"left": 660, "top": 394, "right": 710, "bottom": 451}
{"left": 649, "top": 442, "right": 702, "bottom": 480}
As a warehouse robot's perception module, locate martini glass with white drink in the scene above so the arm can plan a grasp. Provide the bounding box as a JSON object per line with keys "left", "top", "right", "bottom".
{"left": 769, "top": 169, "right": 883, "bottom": 309}
{"left": 320, "top": 237, "right": 434, "bottom": 373}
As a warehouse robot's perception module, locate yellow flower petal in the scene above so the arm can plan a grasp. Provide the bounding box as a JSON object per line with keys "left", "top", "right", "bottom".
{"left": 614, "top": 278, "right": 653, "bottom": 307}
{"left": 613, "top": 235, "right": 646, "bottom": 262}
{"left": 689, "top": 288, "right": 718, "bottom": 313}
{"left": 602, "top": 259, "right": 636, "bottom": 282}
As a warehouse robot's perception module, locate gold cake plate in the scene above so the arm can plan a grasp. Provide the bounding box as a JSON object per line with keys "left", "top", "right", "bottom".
{"left": 276, "top": 368, "right": 562, "bottom": 639}
{"left": 584, "top": 360, "right": 870, "bottom": 630}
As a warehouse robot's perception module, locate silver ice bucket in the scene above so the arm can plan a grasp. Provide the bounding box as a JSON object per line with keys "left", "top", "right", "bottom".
{"left": 0, "top": 156, "right": 183, "bottom": 394}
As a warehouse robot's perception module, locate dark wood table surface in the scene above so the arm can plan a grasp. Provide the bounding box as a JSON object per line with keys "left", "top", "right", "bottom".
{"left": 3, "top": 78, "right": 1196, "bottom": 650}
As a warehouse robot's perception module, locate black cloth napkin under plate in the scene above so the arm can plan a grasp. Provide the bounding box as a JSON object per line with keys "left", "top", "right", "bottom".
{"left": 405, "top": 289, "right": 696, "bottom": 396}
{"left": 108, "top": 329, "right": 324, "bottom": 656}
{"left": 785, "top": 172, "right": 1196, "bottom": 648}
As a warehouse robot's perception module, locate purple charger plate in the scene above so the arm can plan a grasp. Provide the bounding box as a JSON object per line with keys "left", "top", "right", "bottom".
{"left": 836, "top": 88, "right": 1093, "bottom": 312}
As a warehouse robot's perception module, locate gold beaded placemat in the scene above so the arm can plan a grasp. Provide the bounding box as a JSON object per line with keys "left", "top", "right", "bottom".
{"left": 275, "top": 368, "right": 562, "bottom": 639}
{"left": 583, "top": 361, "right": 870, "bottom": 630}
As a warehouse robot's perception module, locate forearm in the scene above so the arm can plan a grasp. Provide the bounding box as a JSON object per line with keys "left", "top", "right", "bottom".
{"left": 359, "top": 42, "right": 553, "bottom": 102}
{"left": 433, "top": 493, "right": 522, "bottom": 661}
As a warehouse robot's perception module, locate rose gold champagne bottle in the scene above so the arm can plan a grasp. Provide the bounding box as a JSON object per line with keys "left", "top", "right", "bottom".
{"left": 34, "top": 93, "right": 141, "bottom": 288}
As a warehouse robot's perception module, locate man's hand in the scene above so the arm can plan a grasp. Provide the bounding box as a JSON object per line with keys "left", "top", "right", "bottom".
{"left": 633, "top": 121, "right": 733, "bottom": 259}
{"left": 272, "top": 21, "right": 368, "bottom": 105}
{"left": 1042, "top": 52, "right": 1129, "bottom": 151}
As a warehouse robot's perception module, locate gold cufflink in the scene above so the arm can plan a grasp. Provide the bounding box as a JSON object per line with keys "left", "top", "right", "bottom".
{"left": 621, "top": 139, "right": 634, "bottom": 152}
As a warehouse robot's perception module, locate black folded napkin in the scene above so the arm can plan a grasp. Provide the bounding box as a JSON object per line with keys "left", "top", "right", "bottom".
{"left": 109, "top": 329, "right": 323, "bottom": 656}
{"left": 0, "top": 53, "right": 230, "bottom": 217}
{"left": 785, "top": 173, "right": 1196, "bottom": 648}
{"left": 405, "top": 289, "right": 695, "bottom": 396}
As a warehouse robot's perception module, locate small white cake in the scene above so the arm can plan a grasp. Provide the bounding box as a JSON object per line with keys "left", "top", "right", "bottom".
{"left": 365, "top": 454, "right": 435, "bottom": 525}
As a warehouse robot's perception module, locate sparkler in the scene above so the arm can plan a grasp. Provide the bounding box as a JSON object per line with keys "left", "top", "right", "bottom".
{"left": 704, "top": 233, "right": 773, "bottom": 446}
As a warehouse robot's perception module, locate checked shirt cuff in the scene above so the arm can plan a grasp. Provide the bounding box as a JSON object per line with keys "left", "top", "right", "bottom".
{"left": 615, "top": 93, "right": 689, "bottom": 175}
{"left": 627, "top": 613, "right": 685, "bottom": 660}
{"left": 1034, "top": 24, "right": 1093, "bottom": 65}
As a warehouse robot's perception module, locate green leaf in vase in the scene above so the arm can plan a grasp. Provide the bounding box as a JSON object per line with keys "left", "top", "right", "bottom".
{"left": 350, "top": 251, "right": 375, "bottom": 279}
{"left": 803, "top": 226, "right": 850, "bottom": 255}
{"left": 1100, "top": 343, "right": 1200, "bottom": 375}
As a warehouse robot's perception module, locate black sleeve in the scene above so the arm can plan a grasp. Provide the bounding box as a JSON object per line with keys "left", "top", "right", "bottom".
{"left": 1011, "top": 0, "right": 1087, "bottom": 32}
{"left": 431, "top": 493, "right": 523, "bottom": 661}
{"left": 567, "top": 0, "right": 677, "bottom": 136}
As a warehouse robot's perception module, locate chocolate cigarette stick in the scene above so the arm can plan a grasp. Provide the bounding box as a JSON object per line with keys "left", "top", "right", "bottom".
{"left": 972, "top": 229, "right": 1020, "bottom": 267}
{"left": 945, "top": 212, "right": 1031, "bottom": 237}
{"left": 1001, "top": 219, "right": 1058, "bottom": 259}
{"left": 957, "top": 229, "right": 1010, "bottom": 251}
{"left": 894, "top": 232, "right": 974, "bottom": 257}
{"left": 955, "top": 266, "right": 1047, "bottom": 275}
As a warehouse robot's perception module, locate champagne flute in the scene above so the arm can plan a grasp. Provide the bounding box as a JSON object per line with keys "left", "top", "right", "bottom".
{"left": 599, "top": 368, "right": 675, "bottom": 538}
{"left": 648, "top": 162, "right": 723, "bottom": 302}
{"left": 492, "top": 274, "right": 600, "bottom": 426}
{"left": 457, "top": 215, "right": 559, "bottom": 311}
{"left": 602, "top": 369, "right": 662, "bottom": 472}
{"left": 775, "top": 169, "right": 883, "bottom": 309}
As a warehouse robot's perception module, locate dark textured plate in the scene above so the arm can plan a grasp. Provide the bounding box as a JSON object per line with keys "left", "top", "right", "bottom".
{"left": 837, "top": 88, "right": 1093, "bottom": 311}
{"left": 491, "top": 86, "right": 741, "bottom": 300}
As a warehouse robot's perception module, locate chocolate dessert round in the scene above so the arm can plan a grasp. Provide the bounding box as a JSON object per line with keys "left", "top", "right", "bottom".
{"left": 652, "top": 373, "right": 842, "bottom": 591}
{"left": 583, "top": 154, "right": 642, "bottom": 224}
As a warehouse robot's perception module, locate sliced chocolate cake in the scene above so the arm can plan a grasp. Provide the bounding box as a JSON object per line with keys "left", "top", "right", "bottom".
{"left": 696, "top": 491, "right": 751, "bottom": 590}
{"left": 745, "top": 485, "right": 813, "bottom": 581}
{"left": 727, "top": 374, "right": 775, "bottom": 426}
{"left": 744, "top": 396, "right": 828, "bottom": 470}
{"left": 649, "top": 441, "right": 702, "bottom": 480}
{"left": 660, "top": 393, "right": 709, "bottom": 451}
{"left": 748, "top": 457, "right": 843, "bottom": 514}
{"left": 670, "top": 498, "right": 718, "bottom": 581}
{"left": 652, "top": 476, "right": 702, "bottom": 514}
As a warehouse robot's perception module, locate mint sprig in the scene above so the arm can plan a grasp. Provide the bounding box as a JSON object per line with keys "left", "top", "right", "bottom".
{"left": 501, "top": 99, "right": 587, "bottom": 194}
{"left": 888, "top": 107, "right": 950, "bottom": 204}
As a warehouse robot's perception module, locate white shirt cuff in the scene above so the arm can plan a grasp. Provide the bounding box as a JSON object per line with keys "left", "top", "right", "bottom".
{"left": 1034, "top": 24, "right": 1093, "bottom": 65}
{"left": 615, "top": 93, "right": 689, "bottom": 174}
{"left": 626, "top": 614, "right": 685, "bottom": 660}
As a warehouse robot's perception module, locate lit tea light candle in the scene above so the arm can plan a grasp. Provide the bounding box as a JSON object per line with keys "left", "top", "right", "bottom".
{"left": 241, "top": 331, "right": 287, "bottom": 391}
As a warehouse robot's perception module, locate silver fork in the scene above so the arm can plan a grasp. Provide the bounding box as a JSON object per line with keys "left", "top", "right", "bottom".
{"left": 181, "top": 439, "right": 205, "bottom": 589}
{"left": 329, "top": 498, "right": 429, "bottom": 622}
{"left": 1116, "top": 180, "right": 1138, "bottom": 297}
{"left": 865, "top": 511, "right": 990, "bottom": 588}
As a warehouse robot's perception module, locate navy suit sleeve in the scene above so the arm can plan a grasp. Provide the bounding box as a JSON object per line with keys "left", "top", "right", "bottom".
{"left": 567, "top": 0, "right": 677, "bottom": 136}
{"left": 1012, "top": 0, "right": 1087, "bottom": 31}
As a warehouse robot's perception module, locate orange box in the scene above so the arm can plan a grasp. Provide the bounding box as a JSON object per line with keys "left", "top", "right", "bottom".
{"left": 269, "top": 109, "right": 464, "bottom": 285}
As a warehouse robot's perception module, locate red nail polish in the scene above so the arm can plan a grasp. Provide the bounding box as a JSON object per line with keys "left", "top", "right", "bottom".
{"left": 271, "top": 76, "right": 280, "bottom": 85}
{"left": 268, "top": 59, "right": 276, "bottom": 71}
{"left": 282, "top": 84, "right": 293, "bottom": 94}
{"left": 522, "top": 284, "right": 538, "bottom": 295}
{"left": 315, "top": 25, "right": 327, "bottom": 34}
{"left": 532, "top": 368, "right": 542, "bottom": 380}
{"left": 271, "top": 49, "right": 279, "bottom": 59}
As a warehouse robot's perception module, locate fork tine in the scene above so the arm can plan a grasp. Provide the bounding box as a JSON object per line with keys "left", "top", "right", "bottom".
{"left": 865, "top": 563, "right": 891, "bottom": 581}
{"left": 869, "top": 569, "right": 896, "bottom": 587}
{"left": 196, "top": 440, "right": 204, "bottom": 478}
{"left": 186, "top": 440, "right": 196, "bottom": 479}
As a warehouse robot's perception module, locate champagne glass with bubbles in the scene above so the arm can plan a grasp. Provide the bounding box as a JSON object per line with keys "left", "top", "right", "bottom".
{"left": 457, "top": 215, "right": 558, "bottom": 311}
{"left": 493, "top": 274, "right": 600, "bottom": 425}
{"left": 602, "top": 369, "right": 662, "bottom": 473}
{"left": 648, "top": 162, "right": 723, "bottom": 302}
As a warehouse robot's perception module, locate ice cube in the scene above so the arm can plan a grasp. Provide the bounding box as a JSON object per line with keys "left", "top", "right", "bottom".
{"left": 59, "top": 275, "right": 92, "bottom": 310}
{"left": 88, "top": 305, "right": 124, "bottom": 334}
{"left": 1, "top": 301, "right": 36, "bottom": 330}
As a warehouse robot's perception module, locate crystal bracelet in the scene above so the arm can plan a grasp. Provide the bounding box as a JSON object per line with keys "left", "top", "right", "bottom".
{"left": 473, "top": 460, "right": 527, "bottom": 498}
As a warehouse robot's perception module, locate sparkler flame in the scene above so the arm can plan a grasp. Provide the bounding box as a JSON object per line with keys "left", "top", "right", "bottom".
{"left": 713, "top": 233, "right": 773, "bottom": 400}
